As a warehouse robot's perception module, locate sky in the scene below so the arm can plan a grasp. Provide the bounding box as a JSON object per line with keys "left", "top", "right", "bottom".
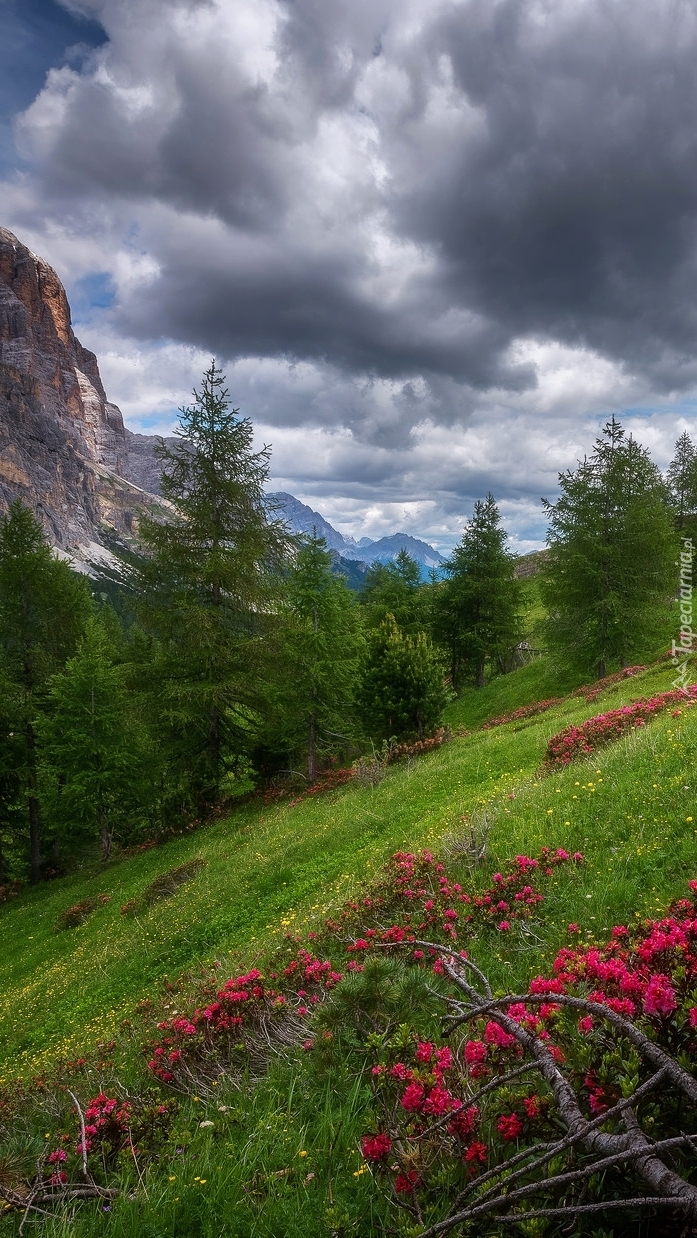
{"left": 2, "top": 0, "right": 697, "bottom": 552}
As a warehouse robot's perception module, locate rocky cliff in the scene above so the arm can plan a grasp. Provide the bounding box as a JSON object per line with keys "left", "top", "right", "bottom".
{"left": 0, "top": 226, "right": 161, "bottom": 553}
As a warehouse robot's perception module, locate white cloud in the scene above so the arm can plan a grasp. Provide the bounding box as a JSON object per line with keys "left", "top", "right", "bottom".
{"left": 3, "top": 0, "right": 697, "bottom": 548}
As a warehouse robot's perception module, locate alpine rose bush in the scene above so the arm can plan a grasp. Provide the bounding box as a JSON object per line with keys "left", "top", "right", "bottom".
{"left": 360, "top": 879, "right": 697, "bottom": 1229}
{"left": 544, "top": 685, "right": 697, "bottom": 767}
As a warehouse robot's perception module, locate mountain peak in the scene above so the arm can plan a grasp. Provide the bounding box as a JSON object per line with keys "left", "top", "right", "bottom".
{"left": 268, "top": 492, "right": 444, "bottom": 575}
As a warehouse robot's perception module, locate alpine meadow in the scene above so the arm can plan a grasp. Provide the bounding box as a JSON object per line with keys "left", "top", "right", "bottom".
{"left": 4, "top": 3, "right": 697, "bottom": 1233}
{"left": 2, "top": 358, "right": 697, "bottom": 1237}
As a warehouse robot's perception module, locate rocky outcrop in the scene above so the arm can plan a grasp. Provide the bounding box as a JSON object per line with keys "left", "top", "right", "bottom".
{"left": 0, "top": 225, "right": 161, "bottom": 552}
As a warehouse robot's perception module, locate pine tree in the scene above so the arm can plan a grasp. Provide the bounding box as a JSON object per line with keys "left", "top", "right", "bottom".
{"left": 134, "top": 362, "right": 290, "bottom": 810}
{"left": 434, "top": 495, "right": 522, "bottom": 688}
{"left": 666, "top": 432, "right": 697, "bottom": 538}
{"left": 541, "top": 418, "right": 676, "bottom": 679}
{"left": 279, "top": 534, "right": 364, "bottom": 782}
{"left": 357, "top": 614, "right": 447, "bottom": 742}
{"left": 0, "top": 502, "right": 91, "bottom": 881}
{"left": 39, "top": 618, "right": 151, "bottom": 860}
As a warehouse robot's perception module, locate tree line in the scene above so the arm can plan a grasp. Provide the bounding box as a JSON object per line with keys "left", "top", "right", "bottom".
{"left": 1, "top": 364, "right": 693, "bottom": 882}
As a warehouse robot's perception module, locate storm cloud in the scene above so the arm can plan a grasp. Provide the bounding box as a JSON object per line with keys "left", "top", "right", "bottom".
{"left": 4, "top": 0, "right": 697, "bottom": 545}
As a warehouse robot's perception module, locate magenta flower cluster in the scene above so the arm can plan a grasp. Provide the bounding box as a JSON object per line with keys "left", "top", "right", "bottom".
{"left": 545, "top": 685, "right": 697, "bottom": 767}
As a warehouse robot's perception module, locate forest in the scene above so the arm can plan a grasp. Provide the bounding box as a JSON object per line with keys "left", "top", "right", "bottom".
{"left": 1, "top": 363, "right": 694, "bottom": 887}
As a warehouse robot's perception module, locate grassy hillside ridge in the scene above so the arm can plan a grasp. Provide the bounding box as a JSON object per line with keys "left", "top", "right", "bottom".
{"left": 0, "top": 653, "right": 692, "bottom": 1083}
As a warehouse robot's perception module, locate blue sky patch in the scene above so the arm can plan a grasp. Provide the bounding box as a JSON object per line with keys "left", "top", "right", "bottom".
{"left": 0, "top": 0, "right": 106, "bottom": 172}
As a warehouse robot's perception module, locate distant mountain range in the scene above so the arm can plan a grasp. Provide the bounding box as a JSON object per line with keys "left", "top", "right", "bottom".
{"left": 268, "top": 492, "right": 446, "bottom": 579}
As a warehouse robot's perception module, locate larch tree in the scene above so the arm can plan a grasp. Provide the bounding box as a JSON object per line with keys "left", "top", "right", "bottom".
{"left": 39, "top": 617, "right": 152, "bottom": 860}
{"left": 434, "top": 494, "right": 522, "bottom": 689}
{"left": 666, "top": 432, "right": 697, "bottom": 539}
{"left": 541, "top": 418, "right": 676, "bottom": 679}
{"left": 0, "top": 502, "right": 91, "bottom": 881}
{"left": 360, "top": 549, "right": 429, "bottom": 635}
{"left": 281, "top": 534, "right": 364, "bottom": 783}
{"left": 134, "top": 362, "right": 291, "bottom": 811}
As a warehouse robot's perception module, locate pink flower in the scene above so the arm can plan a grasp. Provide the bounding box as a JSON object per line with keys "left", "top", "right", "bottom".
{"left": 464, "top": 1140, "right": 487, "bottom": 1165}
{"left": 497, "top": 920, "right": 511, "bottom": 932}
{"left": 689, "top": 1007, "right": 697, "bottom": 1028}
{"left": 567, "top": 923, "right": 580, "bottom": 934}
{"left": 422, "top": 1085, "right": 455, "bottom": 1116}
{"left": 448, "top": 1104, "right": 479, "bottom": 1138}
{"left": 522, "top": 1095, "right": 540, "bottom": 1118}
{"left": 361, "top": 1133, "right": 392, "bottom": 1162}
{"left": 435, "top": 1046, "right": 452, "bottom": 1070}
{"left": 577, "top": 1015, "right": 594, "bottom": 1034}
{"left": 464, "top": 1040, "right": 488, "bottom": 1065}
{"left": 484, "top": 1021, "right": 516, "bottom": 1048}
{"left": 643, "top": 974, "right": 677, "bottom": 1018}
{"left": 48, "top": 1149, "right": 67, "bottom": 1164}
{"left": 415, "top": 1042, "right": 434, "bottom": 1063}
{"left": 497, "top": 1113, "right": 524, "bottom": 1141}
{"left": 401, "top": 1082, "right": 426, "bottom": 1112}
{"left": 394, "top": 1169, "right": 420, "bottom": 1194}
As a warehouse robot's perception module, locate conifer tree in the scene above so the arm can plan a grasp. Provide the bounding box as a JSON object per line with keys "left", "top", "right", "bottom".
{"left": 0, "top": 502, "right": 91, "bottom": 881}
{"left": 541, "top": 418, "right": 676, "bottom": 678}
{"left": 134, "top": 363, "right": 290, "bottom": 810}
{"left": 39, "top": 617, "right": 151, "bottom": 859}
{"left": 360, "top": 549, "right": 428, "bottom": 634}
{"left": 280, "top": 534, "right": 364, "bottom": 782}
{"left": 666, "top": 432, "right": 697, "bottom": 538}
{"left": 434, "top": 495, "right": 522, "bottom": 688}
{"left": 357, "top": 614, "right": 447, "bottom": 742}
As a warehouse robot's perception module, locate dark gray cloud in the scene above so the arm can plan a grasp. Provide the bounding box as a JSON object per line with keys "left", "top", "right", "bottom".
{"left": 4, "top": 0, "right": 697, "bottom": 545}
{"left": 397, "top": 0, "right": 697, "bottom": 386}
{"left": 15, "top": 0, "right": 697, "bottom": 402}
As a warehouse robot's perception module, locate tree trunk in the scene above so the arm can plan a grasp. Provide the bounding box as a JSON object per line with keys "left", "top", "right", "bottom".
{"left": 476, "top": 661, "right": 485, "bottom": 688}
{"left": 207, "top": 703, "right": 221, "bottom": 802}
{"left": 597, "top": 659, "right": 606, "bottom": 680}
{"left": 29, "top": 795, "right": 41, "bottom": 884}
{"left": 308, "top": 711, "right": 317, "bottom": 784}
{"left": 100, "top": 812, "right": 111, "bottom": 861}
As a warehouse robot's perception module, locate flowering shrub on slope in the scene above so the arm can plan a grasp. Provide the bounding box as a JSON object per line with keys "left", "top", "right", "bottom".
{"left": 327, "top": 846, "right": 581, "bottom": 947}
{"left": 360, "top": 883, "right": 697, "bottom": 1232}
{"left": 146, "top": 950, "right": 342, "bottom": 1088}
{"left": 479, "top": 665, "right": 647, "bottom": 733}
{"left": 545, "top": 684, "right": 697, "bottom": 767}
{"left": 0, "top": 1091, "right": 175, "bottom": 1217}
{"left": 140, "top": 848, "right": 577, "bottom": 1091}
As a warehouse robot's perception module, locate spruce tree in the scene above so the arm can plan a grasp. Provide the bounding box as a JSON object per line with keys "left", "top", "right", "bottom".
{"left": 0, "top": 502, "right": 91, "bottom": 881}
{"left": 279, "top": 534, "right": 364, "bottom": 782}
{"left": 357, "top": 614, "right": 447, "bottom": 742}
{"left": 39, "top": 617, "right": 151, "bottom": 859}
{"left": 434, "top": 494, "right": 522, "bottom": 688}
{"left": 666, "top": 432, "right": 697, "bottom": 539}
{"left": 541, "top": 418, "right": 676, "bottom": 678}
{"left": 134, "top": 362, "right": 290, "bottom": 810}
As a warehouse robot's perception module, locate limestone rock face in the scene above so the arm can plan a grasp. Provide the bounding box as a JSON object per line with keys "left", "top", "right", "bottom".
{"left": 0, "top": 225, "right": 160, "bottom": 551}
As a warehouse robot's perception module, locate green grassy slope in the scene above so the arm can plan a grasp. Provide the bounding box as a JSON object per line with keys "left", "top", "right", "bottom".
{"left": 1, "top": 654, "right": 692, "bottom": 1083}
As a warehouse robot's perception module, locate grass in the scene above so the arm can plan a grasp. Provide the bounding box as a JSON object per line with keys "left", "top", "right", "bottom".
{"left": 3, "top": 653, "right": 697, "bottom": 1235}
{"left": 0, "top": 654, "right": 687, "bottom": 1082}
